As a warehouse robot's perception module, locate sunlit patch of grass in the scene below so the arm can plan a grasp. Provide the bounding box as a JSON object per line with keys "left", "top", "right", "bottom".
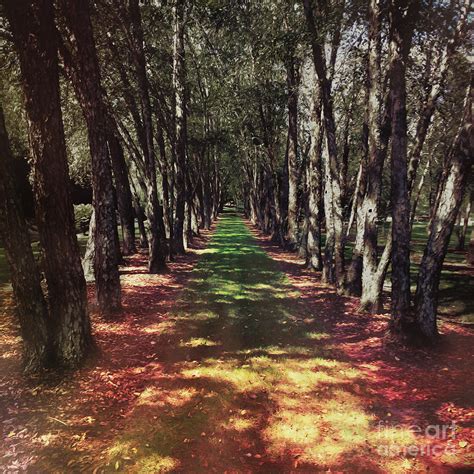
{"left": 181, "top": 361, "right": 268, "bottom": 391}
{"left": 104, "top": 213, "right": 457, "bottom": 472}
{"left": 305, "top": 331, "right": 330, "bottom": 340}
{"left": 141, "top": 320, "right": 176, "bottom": 334}
{"left": 267, "top": 411, "right": 321, "bottom": 447}
{"left": 136, "top": 386, "right": 198, "bottom": 408}
{"left": 180, "top": 337, "right": 219, "bottom": 348}
{"left": 135, "top": 454, "right": 179, "bottom": 473}
{"left": 223, "top": 415, "right": 256, "bottom": 432}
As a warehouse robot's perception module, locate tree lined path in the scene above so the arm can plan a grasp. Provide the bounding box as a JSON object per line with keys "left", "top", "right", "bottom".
{"left": 1, "top": 212, "right": 473, "bottom": 472}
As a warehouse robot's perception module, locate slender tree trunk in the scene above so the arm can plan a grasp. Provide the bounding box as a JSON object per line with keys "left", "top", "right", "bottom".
{"left": 303, "top": 0, "right": 346, "bottom": 293}
{"left": 5, "top": 0, "right": 91, "bottom": 367}
{"left": 306, "top": 91, "right": 323, "bottom": 270}
{"left": 286, "top": 50, "right": 299, "bottom": 247}
{"left": 360, "top": 0, "right": 385, "bottom": 312}
{"left": 108, "top": 133, "right": 136, "bottom": 255}
{"left": 128, "top": 0, "right": 167, "bottom": 272}
{"left": 172, "top": 0, "right": 188, "bottom": 254}
{"left": 455, "top": 191, "right": 472, "bottom": 250}
{"left": 415, "top": 80, "right": 472, "bottom": 340}
{"left": 58, "top": 0, "right": 121, "bottom": 314}
{"left": 0, "top": 105, "right": 52, "bottom": 372}
{"left": 388, "top": 0, "right": 419, "bottom": 336}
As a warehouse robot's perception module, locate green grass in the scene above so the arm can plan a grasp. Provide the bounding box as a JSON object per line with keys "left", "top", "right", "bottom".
{"left": 0, "top": 217, "right": 472, "bottom": 321}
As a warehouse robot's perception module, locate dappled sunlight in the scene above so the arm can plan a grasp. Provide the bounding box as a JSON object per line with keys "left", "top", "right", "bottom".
{"left": 1, "top": 213, "right": 472, "bottom": 472}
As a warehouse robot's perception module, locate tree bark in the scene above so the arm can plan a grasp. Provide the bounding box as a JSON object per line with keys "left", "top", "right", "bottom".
{"left": 172, "top": 0, "right": 188, "bottom": 254}
{"left": 415, "top": 79, "right": 472, "bottom": 340}
{"left": 388, "top": 0, "right": 419, "bottom": 336}
{"left": 286, "top": 49, "right": 299, "bottom": 247}
{"left": 0, "top": 104, "right": 52, "bottom": 372}
{"left": 128, "top": 0, "right": 167, "bottom": 272}
{"left": 58, "top": 0, "right": 122, "bottom": 314}
{"left": 303, "top": 0, "right": 346, "bottom": 293}
{"left": 5, "top": 0, "right": 91, "bottom": 367}
{"left": 360, "top": 0, "right": 385, "bottom": 311}
{"left": 108, "top": 132, "right": 136, "bottom": 256}
{"left": 306, "top": 90, "right": 323, "bottom": 270}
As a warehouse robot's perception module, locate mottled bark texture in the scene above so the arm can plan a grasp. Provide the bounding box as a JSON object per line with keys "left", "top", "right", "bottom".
{"left": 172, "top": 0, "right": 188, "bottom": 254}
{"left": 388, "top": 0, "right": 419, "bottom": 337}
{"left": 58, "top": 0, "right": 121, "bottom": 314}
{"left": 303, "top": 0, "right": 346, "bottom": 293}
{"left": 5, "top": 0, "right": 91, "bottom": 367}
{"left": 306, "top": 91, "right": 323, "bottom": 270}
{"left": 0, "top": 105, "right": 52, "bottom": 372}
{"left": 360, "top": 0, "right": 384, "bottom": 312}
{"left": 415, "top": 80, "right": 472, "bottom": 341}
{"left": 128, "top": 0, "right": 167, "bottom": 272}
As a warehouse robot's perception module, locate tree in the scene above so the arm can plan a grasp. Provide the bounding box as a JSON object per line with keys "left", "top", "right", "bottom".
{"left": 303, "top": 0, "right": 346, "bottom": 293}
{"left": 127, "top": 0, "right": 167, "bottom": 272}
{"left": 0, "top": 104, "right": 52, "bottom": 372}
{"left": 415, "top": 78, "right": 472, "bottom": 341}
{"left": 387, "top": 0, "right": 419, "bottom": 337}
{"left": 172, "top": 0, "right": 188, "bottom": 254}
{"left": 58, "top": 0, "right": 122, "bottom": 314}
{"left": 4, "top": 0, "right": 92, "bottom": 367}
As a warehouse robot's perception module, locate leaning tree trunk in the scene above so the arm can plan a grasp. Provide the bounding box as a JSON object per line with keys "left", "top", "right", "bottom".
{"left": 5, "top": 0, "right": 91, "bottom": 368}
{"left": 172, "top": 0, "right": 188, "bottom": 254}
{"left": 388, "top": 0, "right": 419, "bottom": 338}
{"left": 58, "top": 0, "right": 121, "bottom": 315}
{"left": 415, "top": 79, "right": 472, "bottom": 341}
{"left": 0, "top": 104, "right": 52, "bottom": 372}
{"left": 128, "top": 0, "right": 167, "bottom": 272}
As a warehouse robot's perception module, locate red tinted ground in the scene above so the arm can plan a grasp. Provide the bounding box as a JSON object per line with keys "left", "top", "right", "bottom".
{"left": 0, "top": 215, "right": 473, "bottom": 473}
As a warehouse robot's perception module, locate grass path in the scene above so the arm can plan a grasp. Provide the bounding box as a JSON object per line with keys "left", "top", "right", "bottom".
{"left": 104, "top": 212, "right": 471, "bottom": 473}
{"left": 1, "top": 212, "right": 471, "bottom": 473}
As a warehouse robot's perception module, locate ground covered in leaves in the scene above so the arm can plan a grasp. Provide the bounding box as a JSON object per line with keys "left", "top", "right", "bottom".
{"left": 0, "top": 212, "right": 473, "bottom": 473}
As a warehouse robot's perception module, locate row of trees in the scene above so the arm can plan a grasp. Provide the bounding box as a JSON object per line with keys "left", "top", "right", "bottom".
{"left": 0, "top": 0, "right": 472, "bottom": 372}
{"left": 0, "top": 0, "right": 224, "bottom": 372}
{"left": 220, "top": 0, "right": 472, "bottom": 342}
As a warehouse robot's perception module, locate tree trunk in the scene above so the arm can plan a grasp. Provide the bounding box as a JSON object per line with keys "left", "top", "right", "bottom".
{"left": 303, "top": 0, "right": 346, "bottom": 293}
{"left": 388, "top": 0, "right": 419, "bottom": 337}
{"left": 172, "top": 0, "right": 188, "bottom": 254}
{"left": 286, "top": 50, "right": 299, "bottom": 247}
{"left": 5, "top": 0, "right": 91, "bottom": 367}
{"left": 128, "top": 0, "right": 167, "bottom": 272}
{"left": 455, "top": 191, "right": 472, "bottom": 250}
{"left": 360, "top": 0, "right": 385, "bottom": 312}
{"left": 58, "top": 0, "right": 121, "bottom": 314}
{"left": 108, "top": 132, "right": 136, "bottom": 256}
{"left": 415, "top": 80, "right": 472, "bottom": 341}
{"left": 306, "top": 90, "right": 323, "bottom": 271}
{"left": 0, "top": 104, "right": 52, "bottom": 372}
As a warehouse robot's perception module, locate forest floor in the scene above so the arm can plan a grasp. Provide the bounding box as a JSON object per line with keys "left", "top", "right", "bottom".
{"left": 0, "top": 211, "right": 473, "bottom": 473}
